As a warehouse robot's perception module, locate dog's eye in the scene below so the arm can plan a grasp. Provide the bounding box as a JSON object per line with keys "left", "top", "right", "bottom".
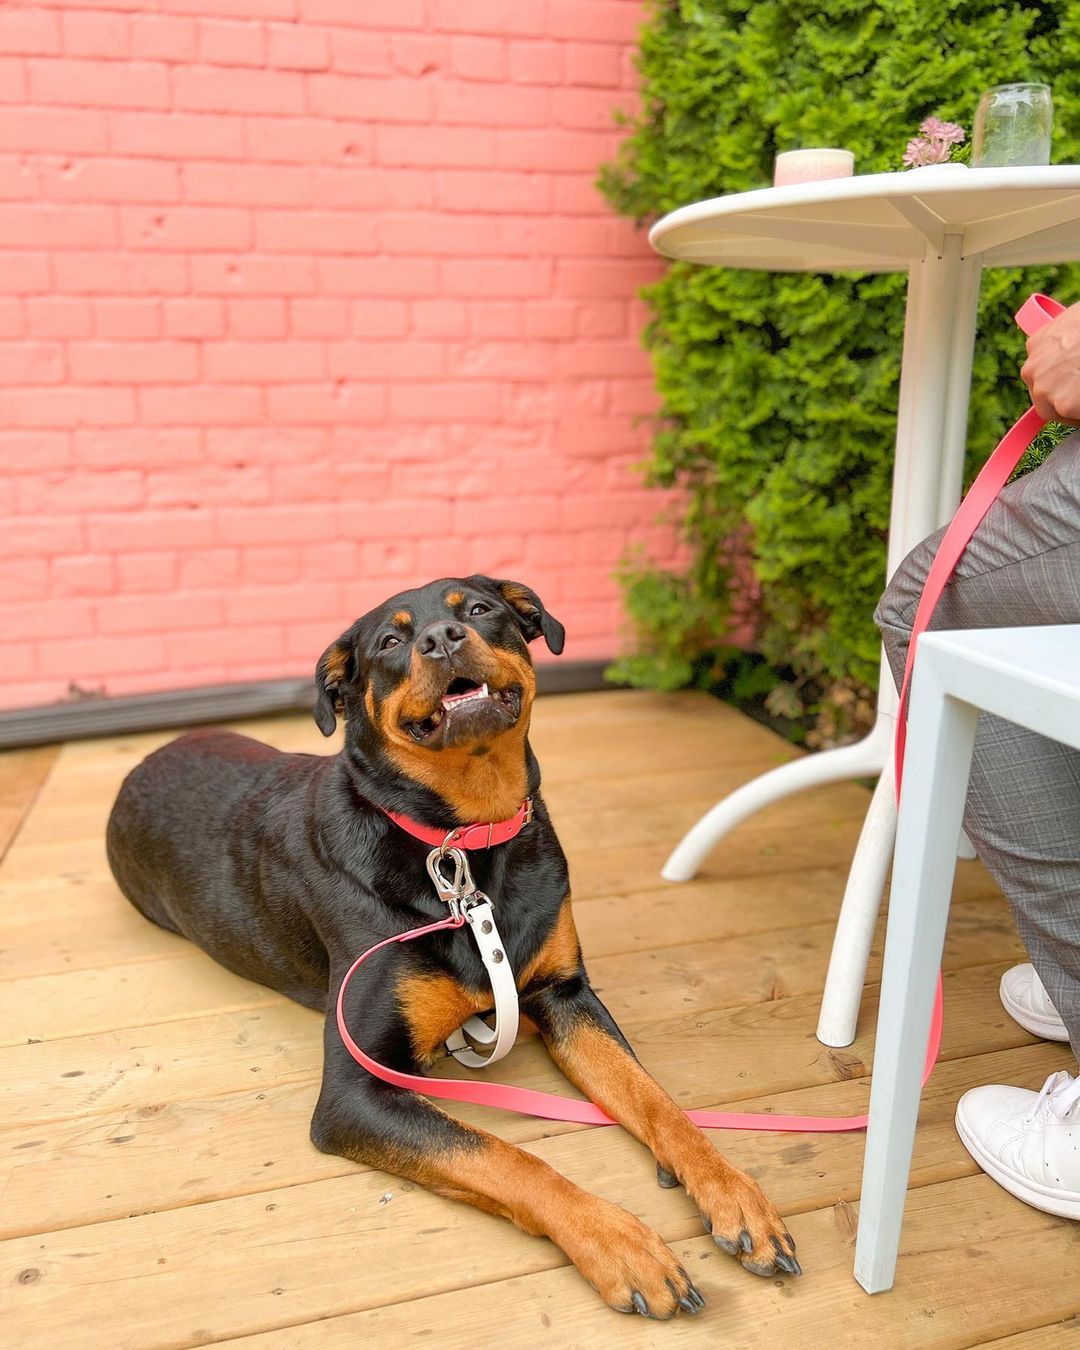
{"left": 468, "top": 603, "right": 490, "bottom": 617}
{"left": 380, "top": 634, "right": 402, "bottom": 651}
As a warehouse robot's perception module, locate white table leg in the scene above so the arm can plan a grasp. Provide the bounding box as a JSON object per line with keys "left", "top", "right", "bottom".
{"left": 854, "top": 662, "right": 979, "bottom": 1293}
{"left": 815, "top": 243, "right": 982, "bottom": 1044}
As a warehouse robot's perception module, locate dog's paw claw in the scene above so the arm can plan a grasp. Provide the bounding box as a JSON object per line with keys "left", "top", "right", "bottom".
{"left": 656, "top": 1163, "right": 679, "bottom": 1189}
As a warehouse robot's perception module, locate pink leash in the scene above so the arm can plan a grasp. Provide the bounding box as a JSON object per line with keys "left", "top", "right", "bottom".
{"left": 337, "top": 293, "right": 1063, "bottom": 1133}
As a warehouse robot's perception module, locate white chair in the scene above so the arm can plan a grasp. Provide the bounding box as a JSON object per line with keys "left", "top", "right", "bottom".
{"left": 855, "top": 624, "right": 1080, "bottom": 1293}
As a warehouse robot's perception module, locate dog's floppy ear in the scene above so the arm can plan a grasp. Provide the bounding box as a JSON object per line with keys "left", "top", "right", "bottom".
{"left": 314, "top": 635, "right": 353, "bottom": 737}
{"left": 487, "top": 578, "right": 565, "bottom": 655}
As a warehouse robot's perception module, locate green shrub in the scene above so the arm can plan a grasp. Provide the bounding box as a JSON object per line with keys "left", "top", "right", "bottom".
{"left": 601, "top": 0, "right": 1080, "bottom": 739}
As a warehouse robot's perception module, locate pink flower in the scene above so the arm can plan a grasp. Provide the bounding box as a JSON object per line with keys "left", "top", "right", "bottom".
{"left": 902, "top": 137, "right": 929, "bottom": 166}
{"left": 920, "top": 117, "right": 966, "bottom": 145}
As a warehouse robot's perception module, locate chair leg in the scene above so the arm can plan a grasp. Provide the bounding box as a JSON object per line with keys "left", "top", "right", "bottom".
{"left": 816, "top": 758, "right": 897, "bottom": 1048}
{"left": 854, "top": 671, "right": 978, "bottom": 1294}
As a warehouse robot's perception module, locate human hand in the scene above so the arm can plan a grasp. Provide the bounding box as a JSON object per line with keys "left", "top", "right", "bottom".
{"left": 1021, "top": 300, "right": 1080, "bottom": 424}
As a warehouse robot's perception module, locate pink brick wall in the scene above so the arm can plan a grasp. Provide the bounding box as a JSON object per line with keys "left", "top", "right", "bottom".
{"left": 0, "top": 0, "right": 675, "bottom": 711}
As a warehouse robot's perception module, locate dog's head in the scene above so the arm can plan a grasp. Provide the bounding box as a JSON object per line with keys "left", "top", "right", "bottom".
{"left": 314, "top": 577, "right": 564, "bottom": 764}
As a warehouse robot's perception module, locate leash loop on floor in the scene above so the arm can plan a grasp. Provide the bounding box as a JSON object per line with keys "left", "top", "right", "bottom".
{"left": 338, "top": 293, "right": 1063, "bottom": 1133}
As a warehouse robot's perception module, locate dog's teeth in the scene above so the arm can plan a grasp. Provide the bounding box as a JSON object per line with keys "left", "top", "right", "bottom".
{"left": 480, "top": 683, "right": 489, "bottom": 697}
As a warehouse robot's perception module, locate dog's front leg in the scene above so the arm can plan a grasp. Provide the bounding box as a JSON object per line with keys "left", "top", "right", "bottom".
{"left": 524, "top": 976, "right": 801, "bottom": 1279}
{"left": 310, "top": 1011, "right": 705, "bottom": 1318}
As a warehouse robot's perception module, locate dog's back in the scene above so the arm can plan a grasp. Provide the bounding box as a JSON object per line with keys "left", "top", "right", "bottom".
{"left": 107, "top": 728, "right": 330, "bottom": 1007}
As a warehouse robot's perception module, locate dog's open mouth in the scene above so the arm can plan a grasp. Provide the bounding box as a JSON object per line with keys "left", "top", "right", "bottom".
{"left": 402, "top": 678, "right": 523, "bottom": 744}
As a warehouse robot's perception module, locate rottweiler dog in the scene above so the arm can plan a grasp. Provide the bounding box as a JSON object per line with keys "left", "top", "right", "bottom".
{"left": 107, "top": 575, "right": 799, "bottom": 1318}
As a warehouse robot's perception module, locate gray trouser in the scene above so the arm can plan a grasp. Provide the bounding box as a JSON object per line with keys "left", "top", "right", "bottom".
{"left": 875, "top": 429, "right": 1080, "bottom": 1063}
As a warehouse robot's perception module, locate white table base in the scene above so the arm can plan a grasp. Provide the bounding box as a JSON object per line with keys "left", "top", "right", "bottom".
{"left": 662, "top": 239, "right": 983, "bottom": 1048}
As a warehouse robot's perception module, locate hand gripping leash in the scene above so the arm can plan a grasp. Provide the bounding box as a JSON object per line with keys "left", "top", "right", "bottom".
{"left": 337, "top": 293, "right": 1064, "bottom": 1133}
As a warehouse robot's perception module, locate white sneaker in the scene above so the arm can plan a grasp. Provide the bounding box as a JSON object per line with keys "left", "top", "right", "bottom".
{"left": 955, "top": 1070, "right": 1080, "bottom": 1220}
{"left": 999, "top": 963, "right": 1070, "bottom": 1042}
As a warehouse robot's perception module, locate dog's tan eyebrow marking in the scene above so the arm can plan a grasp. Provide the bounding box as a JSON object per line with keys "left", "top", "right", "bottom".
{"left": 391, "top": 610, "right": 412, "bottom": 627}
{"left": 445, "top": 591, "right": 464, "bottom": 607}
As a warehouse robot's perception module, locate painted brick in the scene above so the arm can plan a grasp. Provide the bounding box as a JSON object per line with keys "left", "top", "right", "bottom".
{"left": 38, "top": 633, "right": 167, "bottom": 678}
{"left": 183, "top": 161, "right": 308, "bottom": 206}
{"left": 0, "top": 342, "right": 64, "bottom": 385}
{"left": 177, "top": 549, "right": 241, "bottom": 588}
{"left": 449, "top": 36, "right": 507, "bottom": 82}
{"left": 247, "top": 116, "right": 371, "bottom": 165}
{"left": 0, "top": 558, "right": 50, "bottom": 603}
{"left": 0, "top": 203, "right": 116, "bottom": 248}
{"left": 265, "top": 381, "right": 386, "bottom": 424}
{"left": 130, "top": 14, "right": 198, "bottom": 62}
{"left": 0, "top": 107, "right": 109, "bottom": 153}
{"left": 61, "top": 11, "right": 131, "bottom": 59}
{"left": 308, "top": 74, "right": 431, "bottom": 123}
{"left": 39, "top": 156, "right": 182, "bottom": 204}
{"left": 0, "top": 386, "right": 135, "bottom": 428}
{"left": 0, "top": 8, "right": 60, "bottom": 56}
{"left": 0, "top": 297, "right": 23, "bottom": 336}
{"left": 139, "top": 385, "right": 264, "bottom": 426}
{"left": 0, "top": 430, "right": 72, "bottom": 471}
{"left": 54, "top": 251, "right": 189, "bottom": 295}
{"left": 115, "top": 551, "right": 180, "bottom": 593}
{"left": 70, "top": 342, "right": 197, "bottom": 384}
{"left": 255, "top": 210, "right": 379, "bottom": 255}
{"left": 121, "top": 205, "right": 252, "bottom": 252}
{"left": 111, "top": 110, "right": 246, "bottom": 160}
{"left": 98, "top": 591, "right": 224, "bottom": 634}
{"left": 226, "top": 298, "right": 289, "bottom": 338}
{"left": 173, "top": 65, "right": 305, "bottom": 115}
{"left": 163, "top": 297, "right": 226, "bottom": 338}
{"left": 290, "top": 297, "right": 350, "bottom": 337}
{"left": 86, "top": 509, "right": 215, "bottom": 552}
{"left": 73, "top": 427, "right": 203, "bottom": 469}
{"left": 51, "top": 553, "right": 116, "bottom": 597}
{"left": 92, "top": 300, "right": 162, "bottom": 339}
{"left": 507, "top": 40, "right": 561, "bottom": 85}
{"left": 28, "top": 58, "right": 169, "bottom": 109}
{"left": 192, "top": 254, "right": 317, "bottom": 295}
{"left": 204, "top": 339, "right": 325, "bottom": 383}
{"left": 197, "top": 18, "right": 267, "bottom": 67}
{"left": 268, "top": 22, "right": 330, "bottom": 71}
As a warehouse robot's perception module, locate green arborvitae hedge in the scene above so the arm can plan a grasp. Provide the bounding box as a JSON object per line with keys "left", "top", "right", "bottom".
{"left": 600, "top": 0, "right": 1079, "bottom": 739}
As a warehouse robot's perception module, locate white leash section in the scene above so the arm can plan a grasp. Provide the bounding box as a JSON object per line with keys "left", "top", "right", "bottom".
{"left": 425, "top": 848, "right": 520, "bottom": 1068}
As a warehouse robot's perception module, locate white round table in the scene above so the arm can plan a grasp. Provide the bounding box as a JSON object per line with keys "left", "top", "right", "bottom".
{"left": 649, "top": 164, "right": 1080, "bottom": 1047}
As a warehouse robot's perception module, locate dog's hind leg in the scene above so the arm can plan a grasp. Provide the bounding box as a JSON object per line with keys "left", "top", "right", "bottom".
{"left": 524, "top": 976, "right": 801, "bottom": 1281}
{"left": 309, "top": 1009, "right": 704, "bottom": 1319}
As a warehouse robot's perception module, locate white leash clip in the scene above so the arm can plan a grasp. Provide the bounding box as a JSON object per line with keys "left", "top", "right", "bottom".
{"left": 424, "top": 845, "right": 519, "bottom": 1069}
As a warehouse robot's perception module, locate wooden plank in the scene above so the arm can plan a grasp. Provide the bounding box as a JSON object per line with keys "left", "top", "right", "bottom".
{"left": 976, "top": 1326, "right": 1080, "bottom": 1349}
{"left": 0, "top": 959, "right": 1042, "bottom": 1140}
{"left": 2, "top": 1036, "right": 1069, "bottom": 1242}
{"left": 0, "top": 856, "right": 1001, "bottom": 982}
{"left": 0, "top": 745, "right": 58, "bottom": 863}
{"left": 3, "top": 1154, "right": 1074, "bottom": 1348}
{"left": 197, "top": 1176, "right": 1080, "bottom": 1350}
{"left": 0, "top": 894, "right": 1024, "bottom": 1047}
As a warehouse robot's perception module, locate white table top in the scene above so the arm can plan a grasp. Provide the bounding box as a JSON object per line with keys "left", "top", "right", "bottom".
{"left": 649, "top": 164, "right": 1080, "bottom": 273}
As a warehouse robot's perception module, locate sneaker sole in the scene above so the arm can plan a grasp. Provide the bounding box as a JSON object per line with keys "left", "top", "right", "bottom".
{"left": 955, "top": 1106, "right": 1080, "bottom": 1221}
{"left": 998, "top": 977, "right": 1070, "bottom": 1042}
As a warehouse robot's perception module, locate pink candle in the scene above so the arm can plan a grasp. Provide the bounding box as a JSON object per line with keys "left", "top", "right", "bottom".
{"left": 773, "top": 148, "right": 855, "bottom": 186}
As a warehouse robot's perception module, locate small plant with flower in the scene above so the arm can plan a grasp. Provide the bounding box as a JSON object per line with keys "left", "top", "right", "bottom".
{"left": 903, "top": 117, "right": 967, "bottom": 166}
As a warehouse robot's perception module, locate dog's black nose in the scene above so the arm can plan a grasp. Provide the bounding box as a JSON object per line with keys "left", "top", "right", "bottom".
{"left": 417, "top": 621, "right": 467, "bottom": 660}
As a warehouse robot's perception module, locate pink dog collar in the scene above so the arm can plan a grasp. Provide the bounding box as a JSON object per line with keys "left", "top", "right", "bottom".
{"left": 380, "top": 798, "right": 533, "bottom": 850}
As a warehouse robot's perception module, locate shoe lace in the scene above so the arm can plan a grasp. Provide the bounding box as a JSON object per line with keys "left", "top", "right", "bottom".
{"left": 1023, "top": 1070, "right": 1080, "bottom": 1124}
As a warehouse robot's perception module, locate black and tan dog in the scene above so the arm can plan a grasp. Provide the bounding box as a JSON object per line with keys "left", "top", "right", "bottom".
{"left": 107, "top": 575, "right": 799, "bottom": 1318}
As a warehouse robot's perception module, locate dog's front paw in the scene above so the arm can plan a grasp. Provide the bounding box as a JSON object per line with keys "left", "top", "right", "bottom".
{"left": 562, "top": 1197, "right": 706, "bottom": 1318}
{"left": 685, "top": 1162, "right": 801, "bottom": 1279}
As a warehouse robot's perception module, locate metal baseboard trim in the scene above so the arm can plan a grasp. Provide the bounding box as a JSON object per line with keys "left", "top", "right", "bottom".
{"left": 0, "top": 661, "right": 617, "bottom": 750}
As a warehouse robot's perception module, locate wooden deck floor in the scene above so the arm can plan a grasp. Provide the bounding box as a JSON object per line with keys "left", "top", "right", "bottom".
{"left": 1, "top": 690, "right": 1077, "bottom": 1348}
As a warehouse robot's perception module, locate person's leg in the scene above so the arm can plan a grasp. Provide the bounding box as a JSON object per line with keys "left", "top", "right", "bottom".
{"left": 875, "top": 428, "right": 1080, "bottom": 1061}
